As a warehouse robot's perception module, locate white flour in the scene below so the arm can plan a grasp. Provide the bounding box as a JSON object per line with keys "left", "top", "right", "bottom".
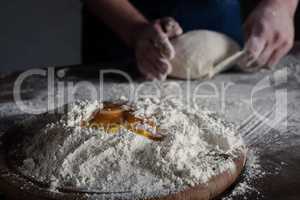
{"left": 20, "top": 97, "right": 245, "bottom": 199}
{"left": 222, "top": 150, "right": 265, "bottom": 200}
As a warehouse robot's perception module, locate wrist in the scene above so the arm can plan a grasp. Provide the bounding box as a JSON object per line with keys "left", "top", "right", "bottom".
{"left": 265, "top": 0, "right": 299, "bottom": 17}
{"left": 287, "top": 0, "right": 299, "bottom": 16}
{"left": 280, "top": 0, "right": 298, "bottom": 16}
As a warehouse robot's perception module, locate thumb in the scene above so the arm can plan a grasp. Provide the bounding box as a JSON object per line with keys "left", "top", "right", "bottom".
{"left": 244, "top": 36, "right": 266, "bottom": 60}
{"left": 239, "top": 36, "right": 266, "bottom": 69}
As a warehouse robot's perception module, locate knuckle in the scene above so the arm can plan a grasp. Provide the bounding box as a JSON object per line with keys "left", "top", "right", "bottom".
{"left": 256, "top": 21, "right": 269, "bottom": 35}
{"left": 274, "top": 31, "right": 284, "bottom": 41}
{"left": 285, "top": 39, "right": 294, "bottom": 49}
{"left": 153, "top": 32, "right": 166, "bottom": 43}
{"left": 274, "top": 31, "right": 292, "bottom": 45}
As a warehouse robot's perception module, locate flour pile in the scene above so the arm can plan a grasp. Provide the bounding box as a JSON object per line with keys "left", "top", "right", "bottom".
{"left": 20, "top": 97, "right": 245, "bottom": 199}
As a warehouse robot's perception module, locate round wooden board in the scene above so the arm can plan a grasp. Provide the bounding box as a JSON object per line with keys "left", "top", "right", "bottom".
{"left": 0, "top": 124, "right": 246, "bottom": 200}
{"left": 152, "top": 149, "right": 246, "bottom": 200}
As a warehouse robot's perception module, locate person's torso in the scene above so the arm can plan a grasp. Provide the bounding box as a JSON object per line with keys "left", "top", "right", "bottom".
{"left": 131, "top": 0, "right": 243, "bottom": 44}
{"left": 82, "top": 0, "right": 243, "bottom": 66}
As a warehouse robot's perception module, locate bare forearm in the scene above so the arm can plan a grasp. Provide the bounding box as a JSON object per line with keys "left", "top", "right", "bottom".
{"left": 86, "top": 0, "right": 149, "bottom": 47}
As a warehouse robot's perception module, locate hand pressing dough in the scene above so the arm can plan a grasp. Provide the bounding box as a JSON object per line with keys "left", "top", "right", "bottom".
{"left": 169, "top": 30, "right": 241, "bottom": 79}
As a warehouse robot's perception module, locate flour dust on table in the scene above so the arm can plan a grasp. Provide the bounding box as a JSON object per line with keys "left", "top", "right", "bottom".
{"left": 20, "top": 97, "right": 245, "bottom": 199}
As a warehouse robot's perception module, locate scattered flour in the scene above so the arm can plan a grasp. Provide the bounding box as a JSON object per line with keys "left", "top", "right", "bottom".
{"left": 19, "top": 97, "right": 245, "bottom": 199}
{"left": 222, "top": 150, "right": 265, "bottom": 200}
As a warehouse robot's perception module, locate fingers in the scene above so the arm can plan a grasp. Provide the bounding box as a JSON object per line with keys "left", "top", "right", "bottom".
{"left": 138, "top": 60, "right": 155, "bottom": 80}
{"left": 256, "top": 42, "right": 273, "bottom": 67}
{"left": 137, "top": 44, "right": 173, "bottom": 80}
{"left": 152, "top": 21, "right": 176, "bottom": 59}
{"left": 245, "top": 36, "right": 266, "bottom": 61}
{"left": 135, "top": 17, "right": 180, "bottom": 80}
{"left": 259, "top": 31, "right": 289, "bottom": 66}
{"left": 144, "top": 57, "right": 172, "bottom": 80}
{"left": 242, "top": 22, "right": 288, "bottom": 70}
{"left": 159, "top": 58, "right": 172, "bottom": 74}
{"left": 152, "top": 35, "right": 175, "bottom": 59}
{"left": 267, "top": 42, "right": 292, "bottom": 66}
{"left": 146, "top": 41, "right": 173, "bottom": 74}
{"left": 138, "top": 58, "right": 172, "bottom": 81}
{"left": 160, "top": 17, "right": 183, "bottom": 38}
{"left": 241, "top": 1, "right": 295, "bottom": 72}
{"left": 243, "top": 34, "right": 291, "bottom": 71}
{"left": 139, "top": 57, "right": 163, "bottom": 80}
{"left": 239, "top": 36, "right": 266, "bottom": 70}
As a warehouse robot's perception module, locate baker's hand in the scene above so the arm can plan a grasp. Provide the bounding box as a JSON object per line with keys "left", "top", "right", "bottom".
{"left": 241, "top": 0, "right": 296, "bottom": 71}
{"left": 134, "top": 17, "right": 183, "bottom": 80}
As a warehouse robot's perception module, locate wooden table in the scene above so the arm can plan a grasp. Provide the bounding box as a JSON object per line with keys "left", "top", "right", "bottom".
{"left": 0, "top": 51, "right": 300, "bottom": 199}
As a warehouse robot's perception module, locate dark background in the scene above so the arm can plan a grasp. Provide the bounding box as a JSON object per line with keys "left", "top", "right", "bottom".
{"left": 0, "top": 0, "right": 299, "bottom": 73}
{"left": 0, "top": 0, "right": 81, "bottom": 72}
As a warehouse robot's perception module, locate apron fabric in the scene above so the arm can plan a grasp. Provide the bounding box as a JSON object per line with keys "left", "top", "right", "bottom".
{"left": 173, "top": 0, "right": 243, "bottom": 45}
{"left": 82, "top": 0, "right": 243, "bottom": 73}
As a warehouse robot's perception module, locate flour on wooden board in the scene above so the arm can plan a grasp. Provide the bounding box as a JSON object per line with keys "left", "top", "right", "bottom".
{"left": 20, "top": 97, "right": 245, "bottom": 199}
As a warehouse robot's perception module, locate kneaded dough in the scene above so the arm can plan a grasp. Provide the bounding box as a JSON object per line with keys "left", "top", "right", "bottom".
{"left": 169, "top": 30, "right": 241, "bottom": 79}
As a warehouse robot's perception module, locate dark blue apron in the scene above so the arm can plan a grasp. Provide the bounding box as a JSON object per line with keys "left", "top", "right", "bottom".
{"left": 133, "top": 0, "right": 243, "bottom": 45}
{"left": 172, "top": 0, "right": 243, "bottom": 45}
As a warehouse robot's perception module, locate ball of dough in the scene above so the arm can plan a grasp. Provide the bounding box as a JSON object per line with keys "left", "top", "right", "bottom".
{"left": 169, "top": 30, "right": 241, "bottom": 79}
